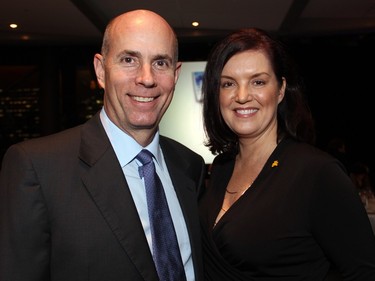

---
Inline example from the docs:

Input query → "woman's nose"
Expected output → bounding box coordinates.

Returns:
[235,86,251,103]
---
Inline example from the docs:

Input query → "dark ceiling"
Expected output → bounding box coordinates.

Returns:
[1,0,375,46]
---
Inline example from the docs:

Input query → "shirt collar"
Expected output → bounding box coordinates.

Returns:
[99,108,162,167]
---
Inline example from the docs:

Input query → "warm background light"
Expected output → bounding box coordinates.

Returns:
[160,61,214,164]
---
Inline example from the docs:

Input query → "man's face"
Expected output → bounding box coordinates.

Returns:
[94,14,181,144]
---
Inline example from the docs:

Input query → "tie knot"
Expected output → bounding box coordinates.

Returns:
[136,149,153,165]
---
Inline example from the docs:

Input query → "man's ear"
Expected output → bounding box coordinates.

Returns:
[93,54,105,89]
[174,61,182,84]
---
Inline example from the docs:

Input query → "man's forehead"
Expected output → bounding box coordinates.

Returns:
[110,32,174,56]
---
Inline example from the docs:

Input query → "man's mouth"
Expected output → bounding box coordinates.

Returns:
[132,96,155,102]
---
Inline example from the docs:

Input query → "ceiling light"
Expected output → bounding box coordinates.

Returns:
[192,21,199,27]
[10,23,18,29]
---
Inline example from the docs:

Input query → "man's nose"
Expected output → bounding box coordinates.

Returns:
[135,64,156,87]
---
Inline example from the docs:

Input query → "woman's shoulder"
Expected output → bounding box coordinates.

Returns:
[279,138,346,171]
[282,138,332,159]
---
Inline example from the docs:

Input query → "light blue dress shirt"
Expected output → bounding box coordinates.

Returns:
[99,109,194,281]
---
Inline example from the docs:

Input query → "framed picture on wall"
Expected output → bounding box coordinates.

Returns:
[192,71,204,102]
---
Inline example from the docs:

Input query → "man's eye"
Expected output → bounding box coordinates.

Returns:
[122,57,133,63]
[119,56,136,65]
[154,60,170,69]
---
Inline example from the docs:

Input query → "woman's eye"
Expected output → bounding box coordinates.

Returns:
[253,80,265,86]
[221,81,234,88]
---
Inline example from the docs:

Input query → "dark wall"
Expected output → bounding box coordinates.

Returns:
[1,32,374,173]
[286,34,375,165]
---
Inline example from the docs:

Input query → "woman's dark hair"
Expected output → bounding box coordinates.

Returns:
[202,27,315,155]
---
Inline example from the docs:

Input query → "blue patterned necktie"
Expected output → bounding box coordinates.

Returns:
[136,149,187,281]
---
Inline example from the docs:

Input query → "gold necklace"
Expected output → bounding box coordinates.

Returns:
[214,181,254,228]
[226,181,253,196]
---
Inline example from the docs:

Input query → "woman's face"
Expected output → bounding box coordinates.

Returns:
[219,50,285,140]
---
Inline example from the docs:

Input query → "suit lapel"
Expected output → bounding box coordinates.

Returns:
[160,138,203,278]
[160,139,198,227]
[78,114,159,281]
[164,155,198,229]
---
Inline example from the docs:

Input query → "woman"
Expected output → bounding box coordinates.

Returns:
[199,28,375,280]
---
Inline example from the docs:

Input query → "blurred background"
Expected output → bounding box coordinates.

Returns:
[1,0,374,174]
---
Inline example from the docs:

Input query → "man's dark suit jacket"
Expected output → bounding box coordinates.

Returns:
[0,112,206,281]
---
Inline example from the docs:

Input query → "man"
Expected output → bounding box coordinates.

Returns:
[0,10,205,281]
